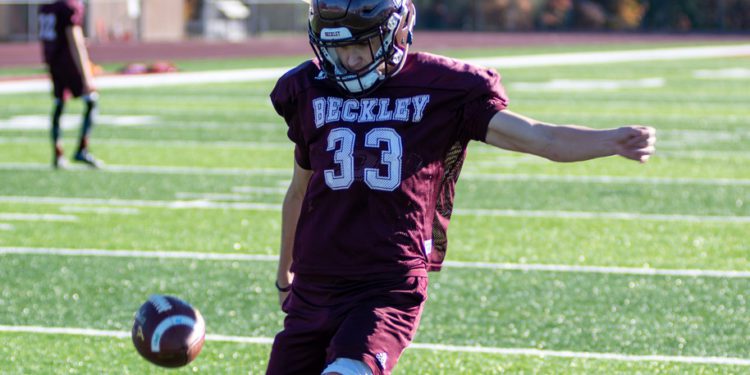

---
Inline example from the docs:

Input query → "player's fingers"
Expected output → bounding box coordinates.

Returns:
[622,127,656,148]
[619,143,656,162]
[633,146,656,163]
[626,135,656,149]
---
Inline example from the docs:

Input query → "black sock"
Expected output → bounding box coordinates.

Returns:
[78,95,97,153]
[51,99,64,146]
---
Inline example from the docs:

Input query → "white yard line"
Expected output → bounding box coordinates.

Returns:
[510,77,665,91]
[231,186,288,194]
[59,206,140,215]
[0,223,13,231]
[0,137,291,149]
[1,325,748,366]
[0,67,288,95]
[175,192,257,201]
[0,195,282,211]
[465,44,750,69]
[656,150,750,160]
[441,261,750,278]
[408,343,750,366]
[460,173,750,186]
[454,208,750,224]
[0,162,290,176]
[2,162,750,186]
[1,246,748,279]
[1,195,748,223]
[2,44,749,95]
[0,247,276,261]
[0,213,78,222]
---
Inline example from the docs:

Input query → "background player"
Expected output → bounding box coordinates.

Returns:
[268,0,656,374]
[38,0,101,169]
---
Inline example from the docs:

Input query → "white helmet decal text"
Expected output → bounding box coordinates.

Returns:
[321,27,353,41]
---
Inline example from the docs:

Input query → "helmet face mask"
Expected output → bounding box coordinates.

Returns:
[309,0,415,96]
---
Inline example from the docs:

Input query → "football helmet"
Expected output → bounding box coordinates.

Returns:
[308,0,416,96]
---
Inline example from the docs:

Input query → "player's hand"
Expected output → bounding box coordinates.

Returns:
[615,126,656,163]
[278,289,290,309]
[276,277,293,309]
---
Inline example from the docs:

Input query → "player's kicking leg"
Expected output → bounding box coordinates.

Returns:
[323,276,427,375]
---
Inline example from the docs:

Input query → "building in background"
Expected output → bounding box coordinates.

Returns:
[0,0,308,42]
[0,0,747,43]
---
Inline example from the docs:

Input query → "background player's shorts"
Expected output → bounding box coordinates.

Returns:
[49,61,84,99]
[267,275,428,375]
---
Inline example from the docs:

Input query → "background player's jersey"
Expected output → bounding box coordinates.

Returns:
[38,0,84,66]
[271,52,509,278]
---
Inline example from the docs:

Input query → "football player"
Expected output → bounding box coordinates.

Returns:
[268,0,656,374]
[38,0,101,168]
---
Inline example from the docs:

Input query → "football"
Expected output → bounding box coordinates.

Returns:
[131,294,206,368]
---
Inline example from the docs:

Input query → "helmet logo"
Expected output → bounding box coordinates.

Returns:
[321,27,353,41]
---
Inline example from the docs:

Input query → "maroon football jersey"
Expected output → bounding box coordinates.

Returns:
[38,0,84,66]
[271,52,508,278]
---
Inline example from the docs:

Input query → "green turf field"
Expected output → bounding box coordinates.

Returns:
[0,41,748,374]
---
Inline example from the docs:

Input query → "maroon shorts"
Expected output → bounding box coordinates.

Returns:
[48,61,84,99]
[266,275,428,375]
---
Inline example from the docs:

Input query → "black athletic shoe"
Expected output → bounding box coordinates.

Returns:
[73,150,103,168]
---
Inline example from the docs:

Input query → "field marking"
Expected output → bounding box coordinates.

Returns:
[0,162,290,176]
[466,44,750,69]
[0,67,288,95]
[2,162,750,186]
[454,208,750,223]
[0,247,276,261]
[1,44,749,95]
[657,150,750,160]
[175,192,268,201]
[2,246,749,279]
[1,195,748,223]
[0,223,13,231]
[693,68,750,79]
[59,206,140,215]
[1,325,749,366]
[0,115,158,130]
[460,173,750,186]
[231,186,287,194]
[441,261,750,278]
[0,137,291,150]
[511,77,664,91]
[0,195,282,211]
[0,213,78,222]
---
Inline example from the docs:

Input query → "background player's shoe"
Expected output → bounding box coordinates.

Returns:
[73,150,103,168]
[53,155,68,169]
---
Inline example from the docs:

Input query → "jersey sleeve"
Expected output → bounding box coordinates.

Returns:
[459,66,509,142]
[270,70,312,170]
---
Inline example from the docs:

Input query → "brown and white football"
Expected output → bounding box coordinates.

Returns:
[131,294,206,368]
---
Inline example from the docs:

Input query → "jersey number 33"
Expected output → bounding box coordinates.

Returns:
[325,127,403,192]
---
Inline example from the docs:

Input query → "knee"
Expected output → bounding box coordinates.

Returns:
[322,357,373,375]
[83,92,99,107]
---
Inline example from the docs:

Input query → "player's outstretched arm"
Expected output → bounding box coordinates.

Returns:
[484,110,656,163]
[276,160,312,308]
